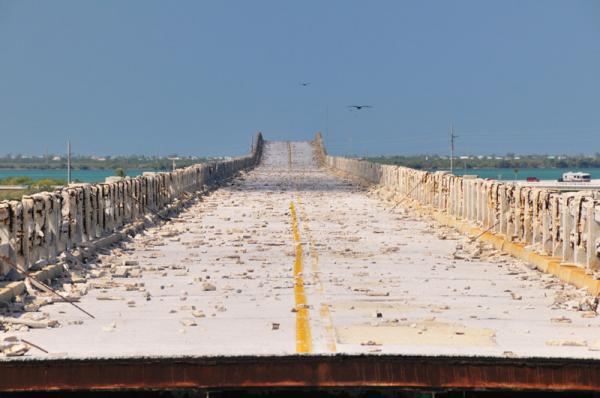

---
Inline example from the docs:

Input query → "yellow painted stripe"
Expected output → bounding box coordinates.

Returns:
[290,201,312,353]
[296,196,337,353]
[409,199,600,296]
[297,196,324,292]
[320,303,337,353]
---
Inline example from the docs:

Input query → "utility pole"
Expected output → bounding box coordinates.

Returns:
[450,123,458,175]
[167,156,177,172]
[67,140,72,185]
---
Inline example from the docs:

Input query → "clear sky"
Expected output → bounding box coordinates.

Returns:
[1,1,600,157]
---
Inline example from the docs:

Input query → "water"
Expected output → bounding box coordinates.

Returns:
[0,168,159,183]
[2,167,600,184]
[451,168,600,181]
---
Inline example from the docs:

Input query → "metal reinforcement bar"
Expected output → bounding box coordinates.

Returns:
[0,253,95,319]
[0,133,264,280]
[1,355,600,392]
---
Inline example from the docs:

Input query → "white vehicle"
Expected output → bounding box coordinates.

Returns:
[560,172,591,182]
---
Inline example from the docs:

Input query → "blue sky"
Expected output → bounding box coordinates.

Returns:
[1,1,599,156]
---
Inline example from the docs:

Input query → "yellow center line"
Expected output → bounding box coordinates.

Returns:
[296,196,337,353]
[290,201,312,353]
[319,303,337,353]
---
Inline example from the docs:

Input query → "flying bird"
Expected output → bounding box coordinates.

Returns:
[347,105,373,110]
[300,82,310,87]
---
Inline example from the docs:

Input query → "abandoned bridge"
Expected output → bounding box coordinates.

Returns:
[1,133,600,394]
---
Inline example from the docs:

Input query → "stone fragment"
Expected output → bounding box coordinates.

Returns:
[587,340,600,351]
[112,266,129,278]
[102,322,116,332]
[546,339,586,347]
[4,343,30,357]
[180,319,197,327]
[202,282,217,291]
[361,340,381,346]
[1,337,30,357]
[0,316,58,329]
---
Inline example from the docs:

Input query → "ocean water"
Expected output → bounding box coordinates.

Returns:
[451,168,600,181]
[0,168,159,183]
[1,167,600,184]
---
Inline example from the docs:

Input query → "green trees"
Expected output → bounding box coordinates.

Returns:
[367,155,600,170]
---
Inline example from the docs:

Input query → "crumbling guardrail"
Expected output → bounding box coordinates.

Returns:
[317,135,600,273]
[0,133,263,278]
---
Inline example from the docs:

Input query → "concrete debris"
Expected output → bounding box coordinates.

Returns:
[587,340,600,351]
[546,339,587,347]
[180,319,197,327]
[361,340,382,346]
[2,140,600,362]
[0,315,59,329]
[102,322,116,332]
[112,266,129,278]
[1,337,30,357]
[96,295,124,301]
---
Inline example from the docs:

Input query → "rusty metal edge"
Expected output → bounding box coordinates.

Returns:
[1,355,600,392]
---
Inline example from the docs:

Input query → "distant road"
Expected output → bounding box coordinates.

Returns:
[516,179,600,190]
[452,167,600,181]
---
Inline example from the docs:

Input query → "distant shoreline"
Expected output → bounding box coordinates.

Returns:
[0,167,124,171]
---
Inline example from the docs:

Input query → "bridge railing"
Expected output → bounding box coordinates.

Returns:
[0,133,263,277]
[325,154,600,272]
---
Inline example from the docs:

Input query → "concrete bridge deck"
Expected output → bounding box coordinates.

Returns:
[2,140,600,391]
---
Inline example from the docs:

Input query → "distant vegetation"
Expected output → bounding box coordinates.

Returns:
[365,154,600,170]
[0,176,66,186]
[0,154,218,201]
[0,176,67,201]
[0,154,211,171]
[0,154,219,201]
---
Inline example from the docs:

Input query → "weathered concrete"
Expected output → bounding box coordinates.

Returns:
[0,133,263,281]
[322,138,600,275]
[2,139,600,363]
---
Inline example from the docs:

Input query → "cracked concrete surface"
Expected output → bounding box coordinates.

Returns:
[3,140,600,359]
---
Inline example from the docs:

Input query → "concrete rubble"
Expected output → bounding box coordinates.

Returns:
[0,136,599,360]
[323,130,600,274]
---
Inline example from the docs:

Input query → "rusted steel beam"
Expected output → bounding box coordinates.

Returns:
[1,355,600,392]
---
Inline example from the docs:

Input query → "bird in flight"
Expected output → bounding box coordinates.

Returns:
[347,105,373,110]
[300,82,310,87]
